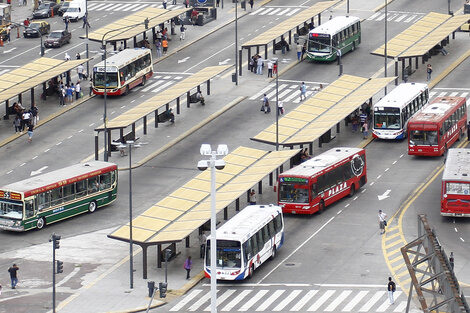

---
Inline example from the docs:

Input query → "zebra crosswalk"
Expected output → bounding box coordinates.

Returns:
[86,1,185,12]
[169,287,408,312]
[249,6,304,17]
[366,11,425,24]
[138,74,185,93]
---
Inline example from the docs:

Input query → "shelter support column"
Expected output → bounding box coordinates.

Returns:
[288,30,291,44]
[31,88,34,102]
[112,42,117,51]
[120,128,124,142]
[280,164,284,173]
[415,57,419,70]
[94,131,99,160]
[155,109,159,128]
[236,198,240,211]
[239,49,243,76]
[18,94,22,104]
[107,130,112,157]
[318,13,321,25]
[142,245,148,279]
[197,85,201,93]
[143,116,147,135]
[152,28,156,43]
[133,37,137,48]
[269,172,273,186]
[309,143,313,155]
[319,137,322,148]
[258,181,262,194]
[207,80,210,95]
[224,207,228,220]
[247,48,251,70]
[132,123,136,138]
[186,237,190,248]
[401,59,405,82]
[394,60,399,85]
[272,40,276,55]
[176,98,181,114]
[264,44,268,59]
[3,100,9,120]
[187,91,191,108]
[336,122,340,133]
[157,244,162,268]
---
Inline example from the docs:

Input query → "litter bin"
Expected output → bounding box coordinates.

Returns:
[147,281,155,297]
[232,73,237,82]
[197,13,204,26]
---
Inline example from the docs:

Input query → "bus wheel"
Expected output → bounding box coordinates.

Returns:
[349,184,356,197]
[88,201,97,213]
[141,76,146,86]
[37,217,46,230]
[318,200,325,214]
[270,246,277,260]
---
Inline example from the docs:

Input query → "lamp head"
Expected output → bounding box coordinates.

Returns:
[200,144,212,156]
[197,160,208,171]
[215,159,226,170]
[216,144,228,156]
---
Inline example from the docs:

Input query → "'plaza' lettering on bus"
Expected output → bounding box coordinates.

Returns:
[326,182,348,197]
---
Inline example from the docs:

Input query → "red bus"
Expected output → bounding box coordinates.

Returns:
[441,148,470,217]
[278,147,366,214]
[408,97,467,156]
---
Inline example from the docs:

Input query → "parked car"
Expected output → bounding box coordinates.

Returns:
[58,0,72,16]
[33,1,60,19]
[44,30,71,48]
[23,21,50,38]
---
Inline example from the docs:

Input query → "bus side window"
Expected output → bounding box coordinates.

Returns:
[38,192,50,210]
[274,214,282,233]
[88,178,99,194]
[243,241,252,262]
[100,173,111,190]
[50,187,63,207]
[63,184,75,202]
[250,235,259,255]
[256,232,264,250]
[262,225,270,244]
[25,199,34,218]
[76,180,87,197]
[268,220,276,238]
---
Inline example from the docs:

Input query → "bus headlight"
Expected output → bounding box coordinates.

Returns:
[444,194,447,198]
[303,206,310,210]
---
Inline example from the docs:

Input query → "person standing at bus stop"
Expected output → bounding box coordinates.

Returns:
[378,210,387,234]
[184,256,192,279]
[427,64,433,81]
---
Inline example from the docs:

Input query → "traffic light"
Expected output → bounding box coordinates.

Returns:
[159,282,167,298]
[144,18,149,29]
[56,260,64,274]
[52,234,61,250]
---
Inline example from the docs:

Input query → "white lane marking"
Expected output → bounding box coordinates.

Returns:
[89,123,94,127]
[221,290,251,311]
[32,156,38,160]
[385,168,389,172]
[370,182,375,186]
[188,291,212,311]
[67,135,73,139]
[78,129,83,133]
[286,8,300,16]
[376,291,402,312]
[342,290,368,312]
[56,142,62,146]
[358,291,386,312]
[394,14,407,22]
[273,290,302,311]
[238,290,268,311]
[392,160,397,165]
[404,15,417,23]
[290,290,318,311]
[256,289,285,311]
[44,149,50,152]
[377,175,382,179]
[169,289,203,311]
[307,289,335,311]
[20,163,26,167]
[7,170,13,174]
[203,289,236,311]
[325,290,352,311]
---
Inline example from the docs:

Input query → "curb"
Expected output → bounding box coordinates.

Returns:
[119,96,246,170]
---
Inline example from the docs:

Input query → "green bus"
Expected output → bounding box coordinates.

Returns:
[0,161,118,232]
[306,16,361,62]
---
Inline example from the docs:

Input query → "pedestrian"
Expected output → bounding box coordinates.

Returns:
[23,0,26,6]
[8,264,19,289]
[449,252,454,270]
[180,24,186,40]
[267,59,273,78]
[14,115,21,133]
[23,18,30,27]
[155,40,162,57]
[21,110,31,131]
[199,232,207,258]
[387,277,396,304]
[27,123,34,142]
[359,110,367,126]
[256,56,264,75]
[6,25,11,42]
[361,120,368,139]
[249,189,257,205]
[216,0,220,7]
[277,101,284,115]
[75,52,81,60]
[162,0,167,9]
[64,15,70,31]
[249,57,254,72]
[467,121,470,141]
[301,42,307,60]
[183,256,192,279]
[75,81,81,100]
[30,103,39,125]
[162,38,168,54]
[59,86,65,105]
[77,64,84,80]
[263,94,270,113]
[172,0,176,4]
[299,82,307,101]
[66,85,73,103]
[378,209,387,234]
[191,8,198,26]
[64,52,71,61]
[273,60,277,74]
[427,64,432,81]
[184,0,189,8]
[249,0,253,9]
[296,43,302,61]
[82,12,91,28]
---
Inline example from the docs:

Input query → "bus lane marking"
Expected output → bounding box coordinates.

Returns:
[377,175,382,179]
[393,160,397,165]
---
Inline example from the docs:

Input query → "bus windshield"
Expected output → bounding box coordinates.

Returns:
[206,240,242,268]
[410,130,438,145]
[374,108,401,130]
[308,34,331,53]
[93,72,118,88]
[446,182,470,195]
[0,199,23,219]
[279,181,309,203]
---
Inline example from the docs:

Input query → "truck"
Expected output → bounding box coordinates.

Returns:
[63,0,86,22]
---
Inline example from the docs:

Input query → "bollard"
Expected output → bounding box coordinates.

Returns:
[51,8,54,17]
[16,27,19,38]
[147,281,155,297]
[0,36,3,47]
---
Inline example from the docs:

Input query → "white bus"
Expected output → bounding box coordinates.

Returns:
[92,48,153,96]
[204,204,284,280]
[306,16,361,62]
[372,83,429,140]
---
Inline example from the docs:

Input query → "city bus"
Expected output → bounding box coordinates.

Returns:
[306,16,361,62]
[408,97,467,156]
[92,48,153,96]
[278,147,366,214]
[204,204,284,280]
[372,83,429,140]
[441,148,470,217]
[0,161,118,231]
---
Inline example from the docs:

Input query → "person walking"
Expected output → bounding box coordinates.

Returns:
[426,64,433,81]
[82,12,91,28]
[467,121,470,141]
[30,103,39,126]
[184,0,189,8]
[387,277,396,304]
[199,232,207,258]
[296,43,302,61]
[362,120,369,139]
[162,38,168,54]
[76,52,81,60]
[180,24,186,40]
[183,256,192,279]
[75,81,82,100]
[21,110,31,132]
[77,64,84,80]
[277,101,284,115]
[14,116,21,133]
[64,15,70,31]
[172,0,176,4]
[59,86,66,106]
[249,0,253,9]
[64,52,71,61]
[216,0,220,7]
[249,189,257,205]
[155,40,162,57]
[6,25,11,42]
[378,210,387,234]
[8,264,19,289]
[267,59,273,78]
[162,0,167,9]
[262,94,270,113]
[299,82,307,101]
[27,123,34,142]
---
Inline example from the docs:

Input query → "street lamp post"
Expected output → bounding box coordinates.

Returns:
[273,58,279,151]
[85,0,90,77]
[234,0,238,85]
[197,144,229,313]
[384,0,388,94]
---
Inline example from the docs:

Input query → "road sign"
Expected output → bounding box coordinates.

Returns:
[197,0,207,3]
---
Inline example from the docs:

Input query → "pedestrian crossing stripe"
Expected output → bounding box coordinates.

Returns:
[366,11,425,23]
[86,2,185,11]
[169,288,407,312]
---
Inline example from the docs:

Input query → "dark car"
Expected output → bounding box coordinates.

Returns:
[33,1,60,19]
[58,0,71,16]
[44,30,71,48]
[23,21,50,38]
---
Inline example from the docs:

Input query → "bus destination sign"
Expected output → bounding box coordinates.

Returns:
[280,177,308,183]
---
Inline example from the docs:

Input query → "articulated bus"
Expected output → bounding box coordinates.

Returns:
[306,16,361,62]
[92,48,153,96]
[408,97,467,156]
[204,204,284,280]
[441,149,470,217]
[0,161,118,231]
[372,83,429,140]
[278,147,366,214]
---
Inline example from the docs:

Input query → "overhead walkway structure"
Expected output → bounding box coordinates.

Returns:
[0,57,87,120]
[93,65,231,159]
[108,146,300,278]
[240,0,340,72]
[371,12,469,83]
[83,7,192,49]
[251,75,396,150]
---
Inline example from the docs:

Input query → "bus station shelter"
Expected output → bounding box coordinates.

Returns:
[108,146,300,278]
[84,7,192,49]
[0,57,87,120]
[251,75,396,151]
[93,65,231,159]
[240,0,340,72]
[371,12,469,83]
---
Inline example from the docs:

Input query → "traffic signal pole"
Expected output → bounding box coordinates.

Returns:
[50,233,62,313]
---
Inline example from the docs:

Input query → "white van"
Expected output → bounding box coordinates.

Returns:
[63,0,86,22]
